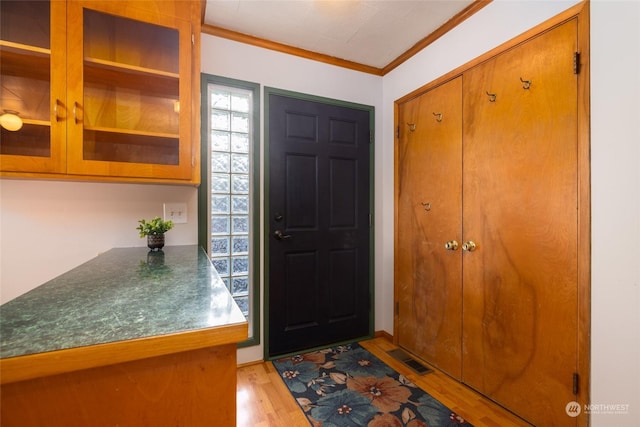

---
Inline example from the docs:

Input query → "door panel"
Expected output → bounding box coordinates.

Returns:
[462,20,578,426]
[330,158,357,226]
[268,92,372,357]
[284,251,319,330]
[396,77,463,379]
[285,154,317,229]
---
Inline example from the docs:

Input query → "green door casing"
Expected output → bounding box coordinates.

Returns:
[266,89,374,357]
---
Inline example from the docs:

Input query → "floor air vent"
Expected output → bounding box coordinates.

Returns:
[387,349,433,375]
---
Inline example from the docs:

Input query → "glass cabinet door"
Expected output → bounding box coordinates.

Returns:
[67,2,193,180]
[0,0,66,173]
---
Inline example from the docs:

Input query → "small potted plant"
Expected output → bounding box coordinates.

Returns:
[137,216,174,250]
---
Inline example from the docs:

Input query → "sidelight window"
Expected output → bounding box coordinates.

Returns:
[200,74,260,347]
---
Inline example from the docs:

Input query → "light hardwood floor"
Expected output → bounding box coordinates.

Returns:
[237,337,532,426]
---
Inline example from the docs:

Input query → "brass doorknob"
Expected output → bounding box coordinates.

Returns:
[444,240,459,251]
[462,241,477,252]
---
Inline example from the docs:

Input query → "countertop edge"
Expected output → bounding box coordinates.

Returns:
[0,320,248,385]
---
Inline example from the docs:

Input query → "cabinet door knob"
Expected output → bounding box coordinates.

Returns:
[444,240,459,251]
[54,99,65,122]
[73,102,81,124]
[462,241,477,252]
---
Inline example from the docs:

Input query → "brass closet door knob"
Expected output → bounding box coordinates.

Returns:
[445,240,459,251]
[462,241,477,251]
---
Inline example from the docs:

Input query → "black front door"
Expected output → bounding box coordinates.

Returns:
[267,89,373,357]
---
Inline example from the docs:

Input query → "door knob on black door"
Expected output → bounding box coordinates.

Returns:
[273,230,292,240]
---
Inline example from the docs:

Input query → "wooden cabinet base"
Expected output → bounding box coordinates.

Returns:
[1,344,237,427]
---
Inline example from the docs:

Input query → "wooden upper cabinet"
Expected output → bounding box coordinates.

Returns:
[66,1,194,181]
[0,0,200,184]
[0,0,66,174]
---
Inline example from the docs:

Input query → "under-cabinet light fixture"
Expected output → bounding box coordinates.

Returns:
[0,110,23,131]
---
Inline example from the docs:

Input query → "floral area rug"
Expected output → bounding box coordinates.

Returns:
[272,342,473,427]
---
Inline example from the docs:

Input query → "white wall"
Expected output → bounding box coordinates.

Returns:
[0,180,198,303]
[200,36,384,364]
[589,1,640,425]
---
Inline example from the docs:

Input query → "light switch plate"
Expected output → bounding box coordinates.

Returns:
[164,203,187,224]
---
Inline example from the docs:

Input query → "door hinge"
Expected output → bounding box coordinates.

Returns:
[573,52,580,75]
[396,125,400,139]
[573,372,579,395]
[395,302,399,316]
[369,132,373,144]
[192,33,195,45]
[369,213,372,227]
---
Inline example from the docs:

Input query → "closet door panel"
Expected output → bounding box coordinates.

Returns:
[396,77,463,378]
[462,20,578,426]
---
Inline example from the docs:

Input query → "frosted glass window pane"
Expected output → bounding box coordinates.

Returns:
[231,153,249,173]
[211,110,230,131]
[211,237,229,256]
[212,174,230,193]
[231,112,249,133]
[234,296,249,316]
[231,195,249,214]
[232,237,249,254]
[208,83,255,324]
[211,258,229,276]
[232,216,249,234]
[212,130,230,151]
[232,256,249,275]
[211,216,229,234]
[232,277,249,294]
[231,133,249,153]
[212,195,230,214]
[211,91,230,109]
[212,152,230,172]
[231,94,249,113]
[232,174,249,193]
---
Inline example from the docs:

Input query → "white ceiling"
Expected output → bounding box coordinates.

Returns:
[203,0,475,69]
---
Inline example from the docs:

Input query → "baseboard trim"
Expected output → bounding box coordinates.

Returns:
[374,330,393,342]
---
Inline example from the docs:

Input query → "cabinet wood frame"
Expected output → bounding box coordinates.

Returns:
[0,0,201,185]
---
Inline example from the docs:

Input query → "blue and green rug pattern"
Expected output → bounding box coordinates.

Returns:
[272,343,473,427]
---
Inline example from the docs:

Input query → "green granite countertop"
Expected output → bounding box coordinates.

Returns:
[0,245,246,359]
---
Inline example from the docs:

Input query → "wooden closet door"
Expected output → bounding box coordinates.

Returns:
[462,20,578,426]
[396,77,463,378]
